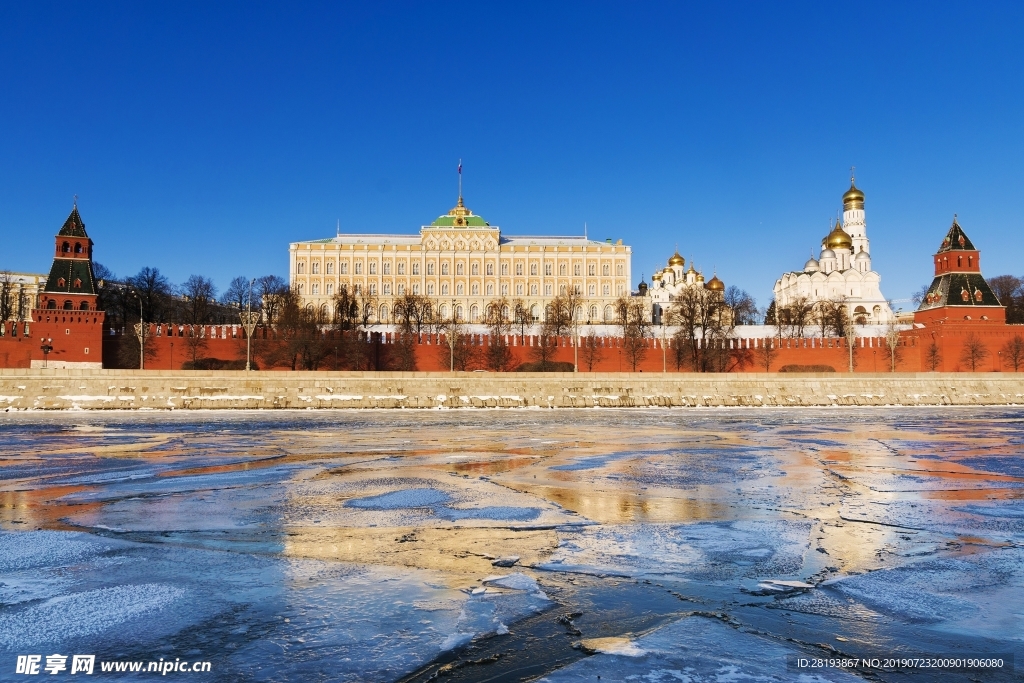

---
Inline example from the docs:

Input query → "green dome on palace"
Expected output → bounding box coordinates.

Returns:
[430,196,490,227]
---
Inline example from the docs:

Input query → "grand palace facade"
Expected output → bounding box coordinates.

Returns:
[289,196,633,324]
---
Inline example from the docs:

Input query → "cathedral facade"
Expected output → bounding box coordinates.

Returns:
[773,177,894,325]
[644,252,725,324]
[290,196,633,324]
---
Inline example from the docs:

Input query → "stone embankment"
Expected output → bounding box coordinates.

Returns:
[1,369,1023,410]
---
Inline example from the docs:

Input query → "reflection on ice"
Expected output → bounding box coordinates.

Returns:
[2,408,1024,681]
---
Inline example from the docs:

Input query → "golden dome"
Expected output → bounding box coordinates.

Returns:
[668,252,684,267]
[705,274,724,291]
[695,272,705,283]
[826,223,853,250]
[842,181,864,208]
[651,271,662,280]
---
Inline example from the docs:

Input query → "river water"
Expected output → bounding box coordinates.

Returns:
[1,408,1022,681]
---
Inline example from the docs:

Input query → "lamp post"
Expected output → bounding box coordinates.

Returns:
[40,337,53,368]
[449,298,457,372]
[131,290,145,370]
[240,278,258,372]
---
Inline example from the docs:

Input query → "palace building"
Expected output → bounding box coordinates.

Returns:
[773,176,894,325]
[290,195,633,324]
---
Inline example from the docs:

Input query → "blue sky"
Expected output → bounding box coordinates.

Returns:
[2,2,1022,312]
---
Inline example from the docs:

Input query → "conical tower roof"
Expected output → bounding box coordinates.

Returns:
[58,206,89,238]
[936,215,976,252]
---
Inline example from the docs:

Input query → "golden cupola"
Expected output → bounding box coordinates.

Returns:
[842,179,865,210]
[668,252,685,267]
[826,222,853,250]
[705,273,725,291]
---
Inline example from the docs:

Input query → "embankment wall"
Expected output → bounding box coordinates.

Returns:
[1,369,1023,410]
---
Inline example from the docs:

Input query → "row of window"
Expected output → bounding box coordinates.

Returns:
[309,301,620,324]
[297,260,625,277]
[298,281,626,298]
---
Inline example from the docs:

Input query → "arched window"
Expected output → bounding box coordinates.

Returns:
[340,262,348,274]
[545,263,552,276]
[441,283,449,295]
[470,305,479,321]
[412,262,419,275]
[427,262,434,275]
[47,299,57,309]
[530,304,539,320]
[602,264,610,276]
[486,263,493,275]
[74,243,83,254]
[588,284,596,296]
[471,262,478,275]
[456,283,464,295]
[545,284,552,296]
[311,283,319,295]
[616,264,624,276]
[604,305,613,321]
[62,242,70,253]
[588,264,596,276]
[383,261,390,275]
[486,284,493,296]
[455,305,463,320]
[515,262,523,275]
[530,284,538,295]
[471,283,479,295]
[312,262,319,274]
[326,262,333,274]
[501,284,509,296]
[603,284,610,296]
[441,262,449,275]
[516,284,523,296]
[397,262,405,275]
[456,262,464,275]
[397,284,405,295]
[383,283,391,295]
[439,304,448,319]
[326,283,333,296]
[63,300,73,310]
[355,262,362,274]
[501,263,508,276]
[574,264,581,276]
[297,283,304,295]
[559,264,567,275]
[297,262,305,274]
[369,283,377,295]
[590,305,597,319]
[379,305,389,322]
[427,283,435,295]
[80,301,90,311]
[530,263,538,275]
[369,262,377,275]
[501,305,510,319]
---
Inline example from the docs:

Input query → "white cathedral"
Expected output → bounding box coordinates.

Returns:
[773,176,894,325]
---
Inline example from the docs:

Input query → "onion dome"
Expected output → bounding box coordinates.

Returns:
[651,270,662,281]
[668,252,685,267]
[705,274,725,291]
[638,276,648,296]
[826,223,853,250]
[804,256,820,272]
[695,272,705,283]
[820,248,836,259]
[842,179,864,209]
[855,250,870,261]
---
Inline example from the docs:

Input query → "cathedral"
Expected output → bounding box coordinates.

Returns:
[773,176,894,325]
[643,252,724,324]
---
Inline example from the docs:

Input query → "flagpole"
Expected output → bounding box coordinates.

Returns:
[458,159,462,199]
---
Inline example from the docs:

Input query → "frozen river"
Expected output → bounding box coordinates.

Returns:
[1,408,1022,681]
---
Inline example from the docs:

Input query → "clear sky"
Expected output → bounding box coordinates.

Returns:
[2,2,1022,312]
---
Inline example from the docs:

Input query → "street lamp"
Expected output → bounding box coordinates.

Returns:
[40,337,53,368]
[130,290,145,370]
[240,278,258,372]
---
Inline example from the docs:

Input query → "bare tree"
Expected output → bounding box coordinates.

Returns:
[512,298,531,343]
[1001,335,1024,372]
[778,296,815,338]
[884,321,902,372]
[723,286,757,325]
[988,275,1024,324]
[178,275,218,366]
[581,327,604,371]
[925,340,942,371]
[484,298,514,372]
[256,275,288,325]
[755,337,778,372]
[960,333,989,371]
[0,272,13,322]
[669,285,729,372]
[221,276,250,312]
[615,296,650,371]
